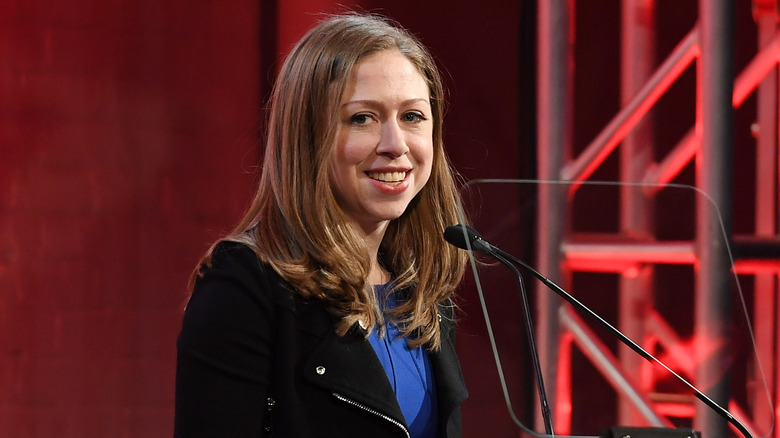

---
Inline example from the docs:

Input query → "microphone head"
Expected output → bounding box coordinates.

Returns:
[443,224,483,250]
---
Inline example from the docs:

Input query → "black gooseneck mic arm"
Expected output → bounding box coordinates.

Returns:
[473,239,555,435]
[444,224,753,438]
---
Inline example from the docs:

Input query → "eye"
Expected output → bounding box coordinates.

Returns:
[401,111,426,123]
[350,113,372,125]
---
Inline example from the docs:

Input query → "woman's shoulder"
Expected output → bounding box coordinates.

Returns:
[209,239,261,264]
[193,239,291,308]
[178,240,287,370]
[204,239,274,279]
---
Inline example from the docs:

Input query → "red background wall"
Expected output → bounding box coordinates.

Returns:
[0,0,759,436]
[1,1,262,435]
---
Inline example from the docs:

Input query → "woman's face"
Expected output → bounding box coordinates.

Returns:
[329,50,434,235]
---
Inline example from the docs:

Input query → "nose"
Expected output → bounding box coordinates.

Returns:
[376,118,409,157]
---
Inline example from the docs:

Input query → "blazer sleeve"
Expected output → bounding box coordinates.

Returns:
[174,241,277,437]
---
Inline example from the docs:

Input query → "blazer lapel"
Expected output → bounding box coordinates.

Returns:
[302,325,407,427]
[429,316,469,421]
[292,295,467,432]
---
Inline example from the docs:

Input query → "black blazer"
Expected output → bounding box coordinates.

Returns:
[175,241,468,437]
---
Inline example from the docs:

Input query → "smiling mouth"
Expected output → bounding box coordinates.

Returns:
[367,171,408,183]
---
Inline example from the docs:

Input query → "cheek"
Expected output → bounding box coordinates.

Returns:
[331,133,356,176]
[335,132,375,167]
[328,136,346,192]
[419,161,433,189]
[412,150,434,198]
[418,140,435,180]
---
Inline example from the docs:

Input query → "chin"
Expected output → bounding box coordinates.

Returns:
[372,206,411,222]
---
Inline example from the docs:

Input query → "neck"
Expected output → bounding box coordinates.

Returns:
[370,263,391,285]
[353,220,391,285]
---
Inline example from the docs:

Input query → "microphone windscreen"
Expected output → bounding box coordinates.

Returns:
[443,224,482,250]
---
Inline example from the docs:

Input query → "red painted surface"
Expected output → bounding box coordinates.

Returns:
[1,1,260,436]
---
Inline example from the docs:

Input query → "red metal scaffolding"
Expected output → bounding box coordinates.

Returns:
[536,0,780,436]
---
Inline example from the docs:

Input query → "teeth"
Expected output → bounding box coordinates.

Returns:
[368,171,407,182]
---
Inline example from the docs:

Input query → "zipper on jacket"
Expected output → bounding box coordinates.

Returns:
[263,397,275,436]
[333,392,410,438]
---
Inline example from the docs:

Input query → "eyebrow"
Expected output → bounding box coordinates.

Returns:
[341,98,431,108]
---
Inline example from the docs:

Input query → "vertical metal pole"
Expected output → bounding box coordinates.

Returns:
[537,0,573,431]
[752,2,780,435]
[619,0,656,426]
[696,0,734,435]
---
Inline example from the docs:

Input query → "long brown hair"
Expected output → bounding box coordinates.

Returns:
[194,13,467,350]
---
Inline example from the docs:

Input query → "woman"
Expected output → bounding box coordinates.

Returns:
[175,13,468,437]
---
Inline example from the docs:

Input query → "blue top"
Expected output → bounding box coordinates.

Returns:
[367,283,438,438]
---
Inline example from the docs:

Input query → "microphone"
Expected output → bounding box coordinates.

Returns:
[443,224,490,252]
[444,224,566,296]
[444,225,487,252]
[444,224,752,438]
[445,224,554,435]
